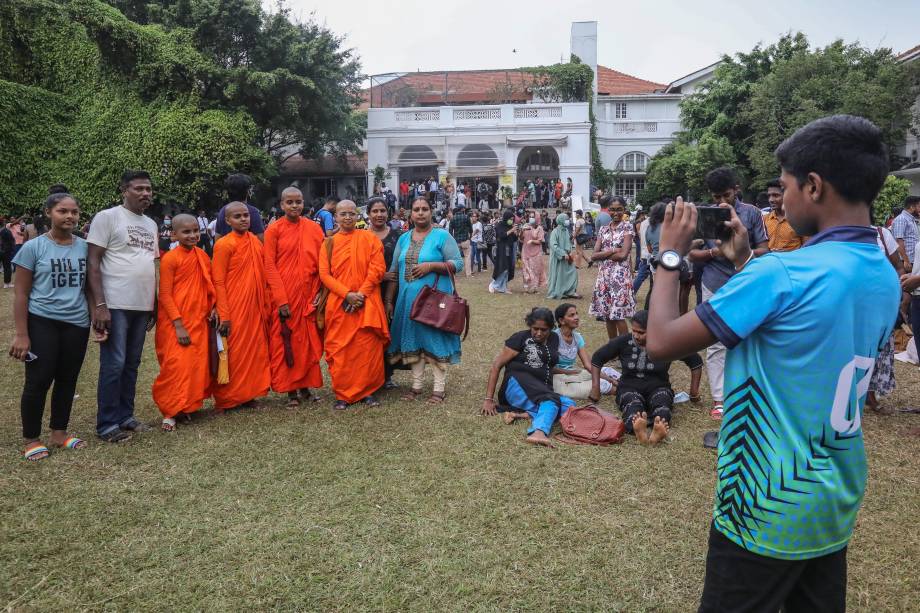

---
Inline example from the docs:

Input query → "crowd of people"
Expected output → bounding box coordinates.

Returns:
[6,113,919,610]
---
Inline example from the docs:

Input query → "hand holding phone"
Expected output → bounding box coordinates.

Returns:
[695,206,733,241]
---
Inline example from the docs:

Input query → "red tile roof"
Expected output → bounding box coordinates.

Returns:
[596,65,666,95]
[362,65,666,108]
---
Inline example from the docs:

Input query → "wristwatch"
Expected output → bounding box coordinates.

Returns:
[658,250,683,271]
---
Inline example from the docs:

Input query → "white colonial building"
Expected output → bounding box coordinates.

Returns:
[360,21,716,205]
[280,21,717,206]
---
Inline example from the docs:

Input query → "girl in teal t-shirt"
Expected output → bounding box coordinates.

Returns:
[10,193,92,461]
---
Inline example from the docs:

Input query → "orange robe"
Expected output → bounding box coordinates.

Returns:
[264,217,325,393]
[318,230,390,402]
[211,231,271,409]
[152,246,216,419]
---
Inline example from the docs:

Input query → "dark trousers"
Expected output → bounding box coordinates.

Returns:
[617,382,673,434]
[633,258,651,294]
[482,244,495,269]
[699,524,846,613]
[1,251,11,284]
[910,295,920,350]
[96,308,149,435]
[20,314,90,439]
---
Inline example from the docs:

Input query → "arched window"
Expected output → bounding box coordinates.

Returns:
[456,144,499,167]
[398,145,437,164]
[517,147,559,173]
[615,151,650,173]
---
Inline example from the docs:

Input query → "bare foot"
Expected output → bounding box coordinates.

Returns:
[649,416,670,445]
[632,412,650,445]
[525,430,555,448]
[502,411,528,425]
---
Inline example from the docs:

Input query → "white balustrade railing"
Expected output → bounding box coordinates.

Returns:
[394,110,440,122]
[513,106,563,119]
[614,122,658,133]
[453,108,501,121]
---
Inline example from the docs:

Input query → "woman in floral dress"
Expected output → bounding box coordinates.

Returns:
[589,196,635,339]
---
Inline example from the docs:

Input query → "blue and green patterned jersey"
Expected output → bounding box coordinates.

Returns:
[696,226,900,560]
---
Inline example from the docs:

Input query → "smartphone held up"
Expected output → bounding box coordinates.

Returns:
[695,206,733,241]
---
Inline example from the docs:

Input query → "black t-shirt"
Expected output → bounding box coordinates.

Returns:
[504,330,559,387]
[590,334,703,389]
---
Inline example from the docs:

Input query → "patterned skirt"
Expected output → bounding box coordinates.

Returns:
[869,335,896,396]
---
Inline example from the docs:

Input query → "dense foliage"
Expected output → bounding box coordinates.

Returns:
[0,0,362,214]
[639,33,920,204]
[874,175,913,225]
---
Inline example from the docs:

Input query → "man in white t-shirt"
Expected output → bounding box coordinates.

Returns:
[87,170,159,442]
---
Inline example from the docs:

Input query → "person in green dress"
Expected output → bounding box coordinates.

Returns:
[547,213,581,299]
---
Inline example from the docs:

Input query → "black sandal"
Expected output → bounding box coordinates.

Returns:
[99,429,132,443]
[333,400,349,411]
[363,395,381,407]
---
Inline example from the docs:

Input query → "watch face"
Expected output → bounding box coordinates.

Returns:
[661,251,681,269]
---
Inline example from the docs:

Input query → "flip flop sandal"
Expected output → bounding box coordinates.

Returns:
[286,397,301,408]
[402,388,423,401]
[161,419,177,432]
[709,404,724,420]
[53,436,86,449]
[333,400,349,411]
[24,443,50,461]
[363,395,381,407]
[703,431,719,449]
[427,392,446,404]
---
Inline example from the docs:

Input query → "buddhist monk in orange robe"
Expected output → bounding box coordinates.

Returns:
[264,187,325,406]
[318,200,390,409]
[212,202,271,410]
[152,215,216,430]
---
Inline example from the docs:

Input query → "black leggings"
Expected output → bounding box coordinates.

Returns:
[617,384,674,434]
[1,251,11,284]
[20,314,90,439]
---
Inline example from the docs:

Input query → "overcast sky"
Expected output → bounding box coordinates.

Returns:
[283,0,920,85]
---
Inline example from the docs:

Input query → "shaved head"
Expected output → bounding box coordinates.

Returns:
[171,213,197,230]
[224,201,247,220]
[336,199,356,213]
[281,186,302,198]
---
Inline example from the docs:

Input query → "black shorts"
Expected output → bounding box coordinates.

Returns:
[699,524,846,613]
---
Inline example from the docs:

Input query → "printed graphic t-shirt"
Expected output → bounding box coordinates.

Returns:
[695,226,900,560]
[12,235,89,327]
[87,205,158,311]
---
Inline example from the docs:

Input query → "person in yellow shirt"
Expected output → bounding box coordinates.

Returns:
[763,179,807,251]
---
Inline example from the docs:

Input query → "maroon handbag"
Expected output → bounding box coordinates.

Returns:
[554,404,625,445]
[409,268,470,340]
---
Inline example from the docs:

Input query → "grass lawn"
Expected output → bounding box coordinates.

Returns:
[1,263,919,611]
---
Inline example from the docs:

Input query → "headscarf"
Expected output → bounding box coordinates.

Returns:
[496,208,515,241]
[551,213,572,252]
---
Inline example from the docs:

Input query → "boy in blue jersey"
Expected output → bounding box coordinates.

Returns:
[646,115,900,612]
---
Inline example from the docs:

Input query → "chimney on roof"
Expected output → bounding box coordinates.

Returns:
[570,21,598,104]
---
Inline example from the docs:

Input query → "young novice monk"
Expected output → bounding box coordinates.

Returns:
[152,214,216,431]
[263,187,325,406]
[211,202,271,410]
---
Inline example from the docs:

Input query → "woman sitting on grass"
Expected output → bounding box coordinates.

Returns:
[551,303,619,400]
[588,310,702,446]
[482,307,576,447]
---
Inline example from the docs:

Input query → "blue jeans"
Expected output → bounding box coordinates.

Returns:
[504,376,574,435]
[491,270,509,292]
[97,308,150,435]
[470,242,481,272]
[633,258,651,293]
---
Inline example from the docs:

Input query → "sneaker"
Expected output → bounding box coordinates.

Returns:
[120,419,152,433]
[488,283,496,294]
[709,403,724,420]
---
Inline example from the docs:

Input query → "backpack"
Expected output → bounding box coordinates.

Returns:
[554,404,625,446]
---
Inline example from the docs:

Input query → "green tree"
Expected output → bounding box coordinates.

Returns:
[646,33,920,199]
[103,0,365,163]
[638,133,735,204]
[0,0,273,214]
[873,175,912,226]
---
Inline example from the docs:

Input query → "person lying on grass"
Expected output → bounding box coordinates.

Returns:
[551,302,619,399]
[482,307,577,447]
[587,309,701,446]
